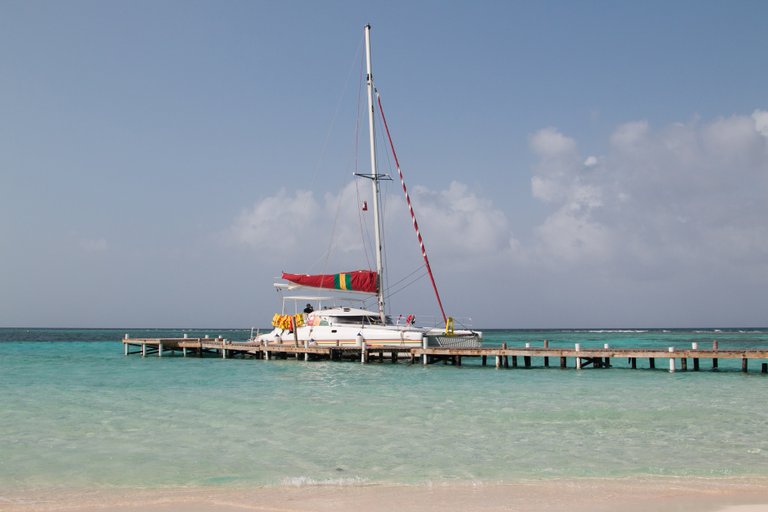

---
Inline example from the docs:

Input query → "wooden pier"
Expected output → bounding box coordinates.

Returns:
[122,336,768,373]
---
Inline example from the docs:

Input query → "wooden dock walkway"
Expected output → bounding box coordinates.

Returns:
[122,336,768,373]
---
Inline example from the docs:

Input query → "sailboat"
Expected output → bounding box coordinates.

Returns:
[254,25,481,349]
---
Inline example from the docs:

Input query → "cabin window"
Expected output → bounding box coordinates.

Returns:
[329,315,384,326]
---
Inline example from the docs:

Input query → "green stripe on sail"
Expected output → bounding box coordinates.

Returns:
[333,273,352,290]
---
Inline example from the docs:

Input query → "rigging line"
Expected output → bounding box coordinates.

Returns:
[371,87,394,307]
[386,266,428,296]
[387,263,427,290]
[376,91,448,324]
[307,36,365,197]
[320,176,350,280]
[354,41,365,179]
[354,57,374,271]
[300,37,365,278]
[385,268,429,302]
[354,178,373,270]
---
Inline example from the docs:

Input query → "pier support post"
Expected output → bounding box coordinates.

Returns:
[668,347,675,373]
[158,342,163,357]
[524,356,531,368]
[630,357,637,369]
[762,363,767,374]
[543,340,550,367]
[361,341,367,364]
[742,358,748,373]
[681,358,687,371]
[495,355,501,368]
[502,343,509,368]
[422,335,428,365]
[603,343,610,368]
[142,343,146,357]
[575,343,581,370]
[482,355,487,366]
[512,356,518,368]
[560,356,566,369]
[712,340,719,370]
[692,342,699,371]
[222,340,227,359]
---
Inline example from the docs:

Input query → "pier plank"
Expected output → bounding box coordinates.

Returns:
[122,338,768,373]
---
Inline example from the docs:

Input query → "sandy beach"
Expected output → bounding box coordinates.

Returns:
[3,478,768,512]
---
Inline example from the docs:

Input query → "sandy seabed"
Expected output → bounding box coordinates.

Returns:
[2,478,768,512]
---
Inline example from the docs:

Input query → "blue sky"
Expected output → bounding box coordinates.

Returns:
[1,1,767,328]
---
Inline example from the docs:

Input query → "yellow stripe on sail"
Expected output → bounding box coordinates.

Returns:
[338,273,348,290]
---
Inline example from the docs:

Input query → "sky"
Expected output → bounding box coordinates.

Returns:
[1,0,767,329]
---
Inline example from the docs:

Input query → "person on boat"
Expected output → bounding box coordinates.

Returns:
[303,303,314,314]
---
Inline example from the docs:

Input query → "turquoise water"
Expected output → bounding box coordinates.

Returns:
[2,328,768,491]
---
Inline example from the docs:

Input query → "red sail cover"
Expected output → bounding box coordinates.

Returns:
[282,270,378,294]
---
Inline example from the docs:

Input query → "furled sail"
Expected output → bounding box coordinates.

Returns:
[281,270,378,294]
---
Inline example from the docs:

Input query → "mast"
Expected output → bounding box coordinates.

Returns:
[364,24,386,324]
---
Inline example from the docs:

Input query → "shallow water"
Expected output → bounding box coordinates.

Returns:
[1,328,767,491]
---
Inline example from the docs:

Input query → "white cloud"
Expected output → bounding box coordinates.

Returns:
[702,114,761,156]
[408,181,517,258]
[528,111,768,280]
[753,110,768,137]
[610,120,649,151]
[227,183,380,270]
[232,110,768,280]
[529,127,583,204]
[529,127,577,157]
[229,180,519,274]
[229,188,319,251]
[226,109,768,327]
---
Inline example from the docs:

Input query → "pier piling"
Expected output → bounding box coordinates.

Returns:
[121,337,768,375]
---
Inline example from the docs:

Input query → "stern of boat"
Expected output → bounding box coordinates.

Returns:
[425,330,482,348]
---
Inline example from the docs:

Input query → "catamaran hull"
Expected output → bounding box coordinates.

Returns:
[256,325,481,348]
[256,325,426,347]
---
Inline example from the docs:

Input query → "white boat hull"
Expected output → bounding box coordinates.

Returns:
[257,324,426,347]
